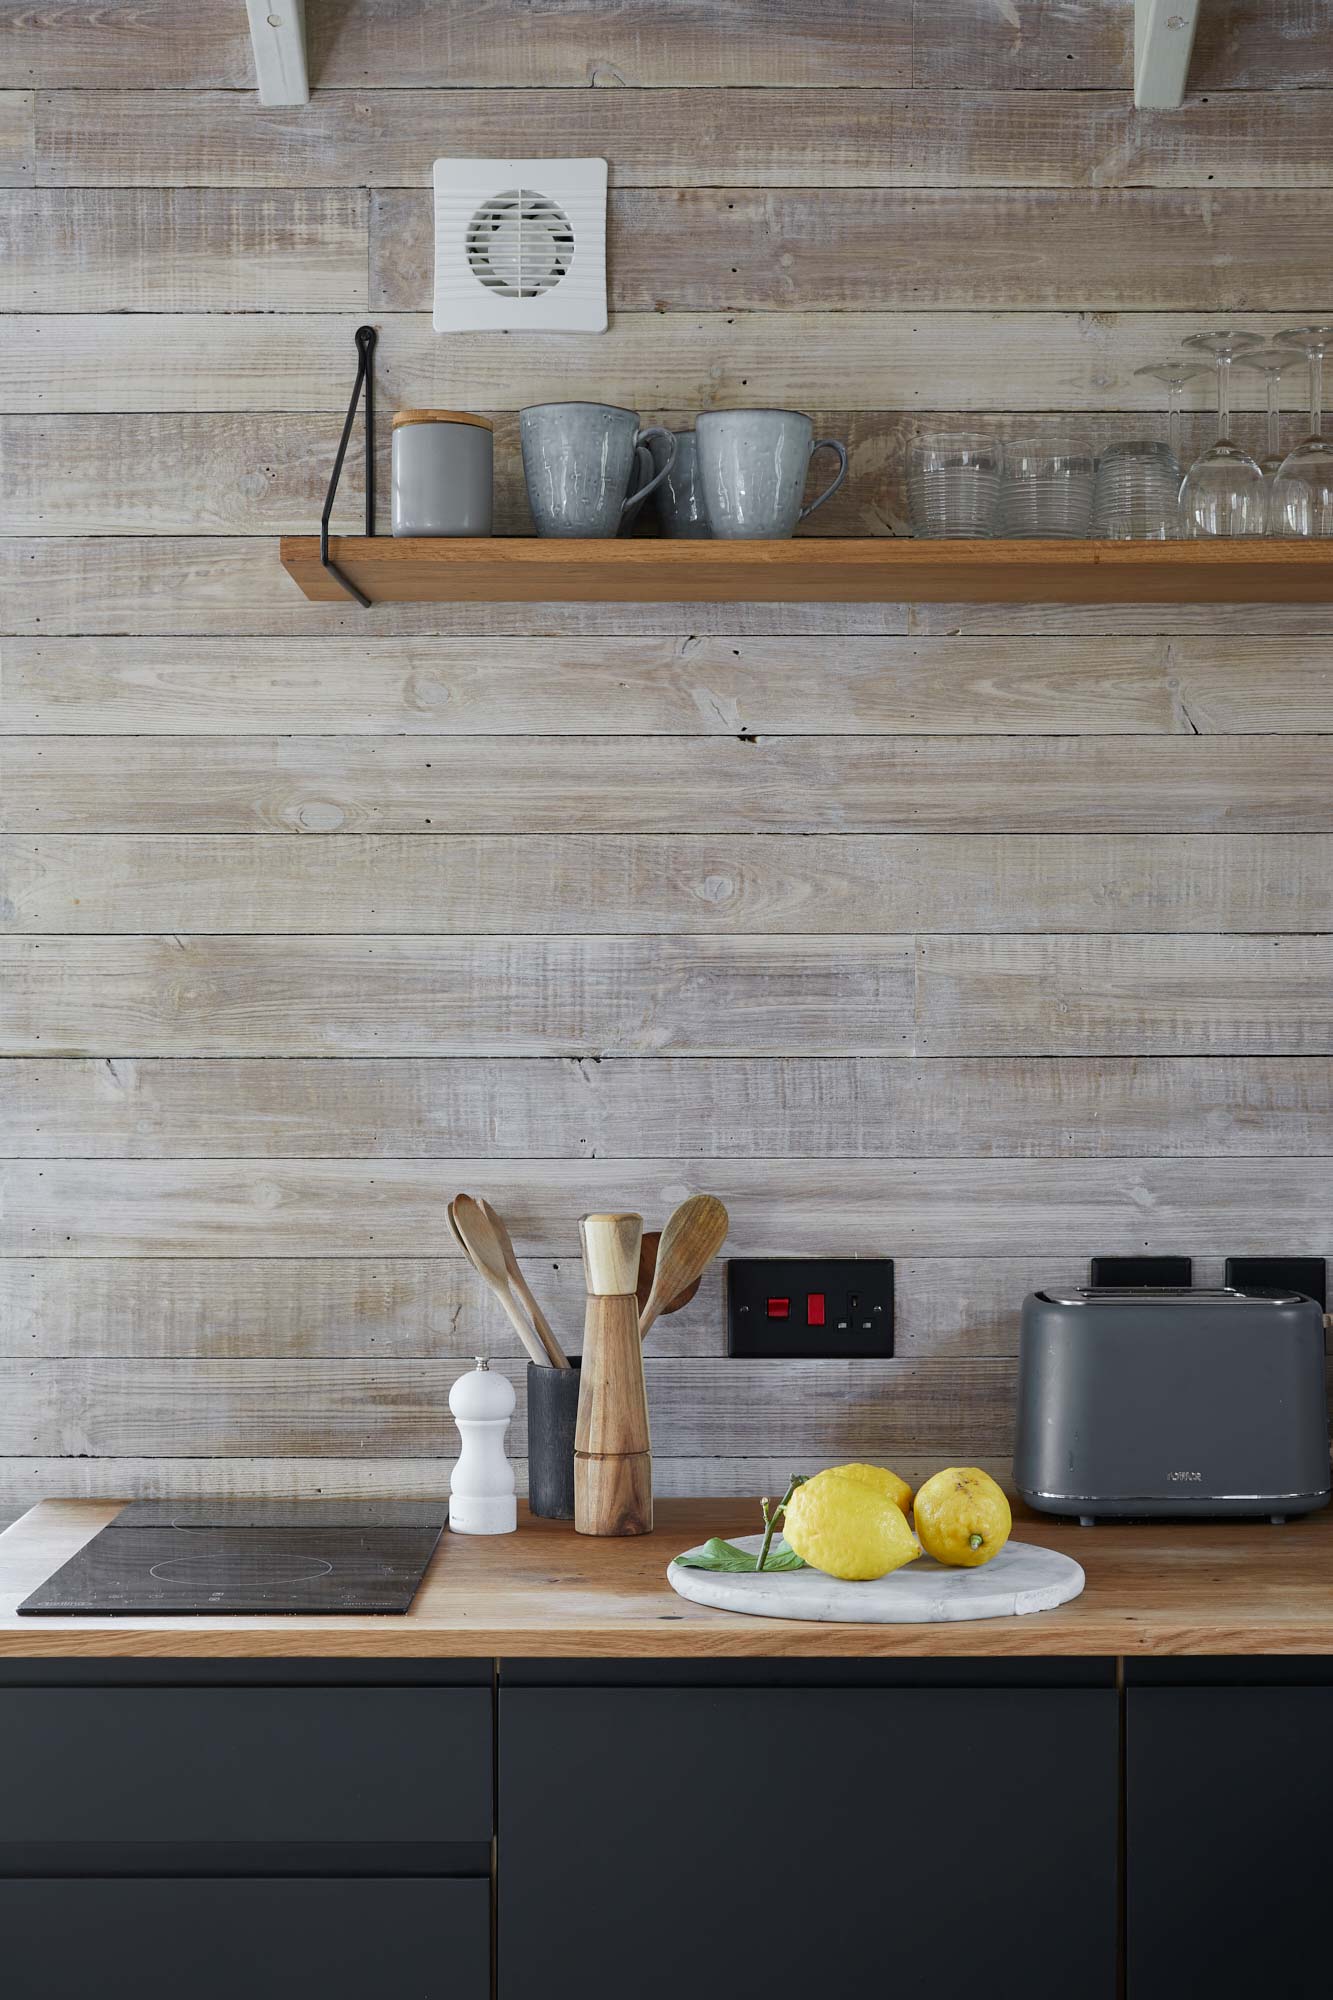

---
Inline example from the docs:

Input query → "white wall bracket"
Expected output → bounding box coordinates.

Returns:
[246,0,309,106]
[1134,0,1201,109]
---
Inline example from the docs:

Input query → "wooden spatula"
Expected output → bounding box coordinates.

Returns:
[638,1196,729,1341]
[636,1231,704,1323]
[478,1196,570,1370]
[449,1193,569,1369]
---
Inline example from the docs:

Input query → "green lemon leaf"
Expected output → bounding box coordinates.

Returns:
[674,1536,807,1573]
[760,1539,807,1571]
[673,1537,754,1571]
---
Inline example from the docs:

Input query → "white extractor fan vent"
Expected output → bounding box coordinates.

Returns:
[434,157,607,334]
[467,189,573,300]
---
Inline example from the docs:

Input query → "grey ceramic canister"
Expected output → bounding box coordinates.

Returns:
[520,401,676,537]
[391,409,494,536]
[696,408,848,539]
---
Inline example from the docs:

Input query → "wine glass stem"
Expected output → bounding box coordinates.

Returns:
[1215,353,1232,443]
[1267,376,1281,460]
[1168,385,1183,464]
[1310,348,1324,438]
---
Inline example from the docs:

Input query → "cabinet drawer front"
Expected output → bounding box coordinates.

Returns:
[0,1879,488,2000]
[0,1689,491,1844]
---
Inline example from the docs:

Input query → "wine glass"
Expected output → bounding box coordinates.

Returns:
[1133,359,1209,474]
[1237,346,1303,486]
[1178,330,1267,538]
[1270,325,1333,537]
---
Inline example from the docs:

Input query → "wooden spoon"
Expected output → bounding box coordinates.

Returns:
[638,1196,729,1341]
[449,1194,568,1369]
[636,1231,704,1322]
[478,1196,570,1370]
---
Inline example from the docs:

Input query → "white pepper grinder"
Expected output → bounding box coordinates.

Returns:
[448,1357,517,1535]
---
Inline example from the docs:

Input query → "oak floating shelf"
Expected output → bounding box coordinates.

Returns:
[280,536,1333,607]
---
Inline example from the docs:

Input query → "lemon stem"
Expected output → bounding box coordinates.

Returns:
[755,1474,806,1572]
[969,1533,984,1550]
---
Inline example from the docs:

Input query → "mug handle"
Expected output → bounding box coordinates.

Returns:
[620,426,677,515]
[798,438,849,522]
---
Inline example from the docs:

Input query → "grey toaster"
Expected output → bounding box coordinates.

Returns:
[1014,1287,1330,1524]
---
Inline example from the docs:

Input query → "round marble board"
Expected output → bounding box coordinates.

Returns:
[667,1534,1085,1624]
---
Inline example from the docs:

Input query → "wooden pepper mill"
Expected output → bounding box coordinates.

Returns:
[575,1212,653,1537]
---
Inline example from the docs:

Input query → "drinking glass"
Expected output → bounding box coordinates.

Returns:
[1178,330,1267,538]
[997,442,1095,537]
[907,432,1000,538]
[1091,441,1182,540]
[1237,345,1303,484]
[1270,326,1333,537]
[1133,360,1208,473]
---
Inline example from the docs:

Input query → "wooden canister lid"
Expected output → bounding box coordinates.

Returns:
[392,408,494,431]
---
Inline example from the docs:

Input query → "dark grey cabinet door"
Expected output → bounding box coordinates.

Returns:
[0,1879,488,2000]
[501,1687,1117,2000]
[1128,1688,1333,1998]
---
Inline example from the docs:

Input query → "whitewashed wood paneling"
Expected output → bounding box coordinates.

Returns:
[8,735,1333,834]
[0,189,367,309]
[6,635,1332,736]
[6,1057,1329,1159]
[370,186,1333,312]
[8,933,1333,1059]
[29,88,1333,189]
[3,0,1332,1507]
[918,0,1332,91]
[5,313,1318,415]
[3,1253,1246,1361]
[0,1354,1016,1458]
[10,833,1333,934]
[4,1158,1326,1260]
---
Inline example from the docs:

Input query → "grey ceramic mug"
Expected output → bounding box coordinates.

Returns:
[620,442,658,531]
[520,402,677,537]
[696,408,848,539]
[648,429,711,538]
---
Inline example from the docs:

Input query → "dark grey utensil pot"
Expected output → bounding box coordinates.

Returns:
[527,1358,581,1519]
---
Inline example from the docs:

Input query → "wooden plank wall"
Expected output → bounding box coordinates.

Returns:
[3,0,1333,1523]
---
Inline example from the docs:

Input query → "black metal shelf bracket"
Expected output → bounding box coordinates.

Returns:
[320,323,377,608]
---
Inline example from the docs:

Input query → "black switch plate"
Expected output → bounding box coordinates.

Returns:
[1089,1254,1193,1288]
[1225,1255,1327,1309]
[726,1258,893,1359]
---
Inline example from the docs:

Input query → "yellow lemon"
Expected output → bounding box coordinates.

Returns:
[826,1461,915,1520]
[782,1469,921,1582]
[913,1467,1012,1568]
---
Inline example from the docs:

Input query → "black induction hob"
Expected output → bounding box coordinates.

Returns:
[17,1501,448,1616]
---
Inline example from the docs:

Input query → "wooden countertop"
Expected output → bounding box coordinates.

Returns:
[2,1498,1331,1658]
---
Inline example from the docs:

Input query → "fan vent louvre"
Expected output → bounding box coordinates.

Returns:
[465,189,575,300]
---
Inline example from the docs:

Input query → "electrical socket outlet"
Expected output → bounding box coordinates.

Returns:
[1089,1255,1193,1287]
[726,1258,893,1359]
[1225,1256,1327,1309]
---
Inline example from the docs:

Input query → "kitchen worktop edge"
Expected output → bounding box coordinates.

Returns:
[1,1499,1329,1659]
